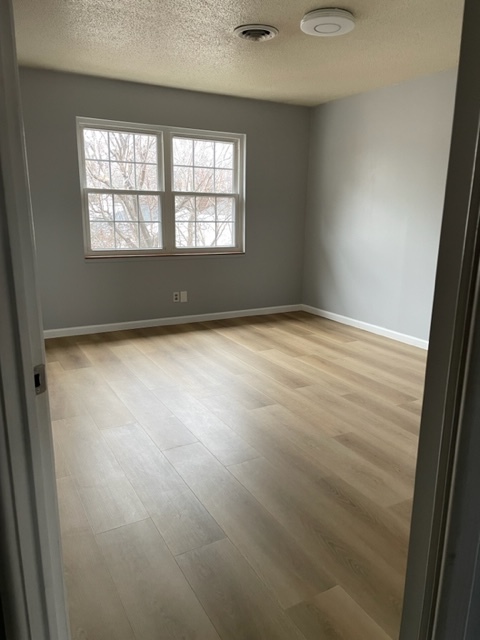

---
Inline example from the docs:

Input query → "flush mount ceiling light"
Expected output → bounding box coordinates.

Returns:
[301,8,355,37]
[234,24,279,42]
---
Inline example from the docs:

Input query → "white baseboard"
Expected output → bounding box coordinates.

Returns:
[43,304,302,339]
[300,305,429,350]
[43,303,429,350]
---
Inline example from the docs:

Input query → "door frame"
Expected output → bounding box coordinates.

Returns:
[400,0,480,637]
[0,0,69,638]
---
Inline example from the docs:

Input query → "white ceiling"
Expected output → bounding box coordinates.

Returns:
[13,0,464,106]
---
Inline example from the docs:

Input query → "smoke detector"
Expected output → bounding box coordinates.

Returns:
[301,8,355,37]
[234,24,279,42]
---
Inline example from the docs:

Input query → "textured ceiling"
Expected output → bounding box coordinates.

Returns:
[13,0,464,106]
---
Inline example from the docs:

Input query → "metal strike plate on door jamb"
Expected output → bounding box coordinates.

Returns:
[34,363,46,395]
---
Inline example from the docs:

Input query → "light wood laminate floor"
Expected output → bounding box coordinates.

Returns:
[46,311,425,640]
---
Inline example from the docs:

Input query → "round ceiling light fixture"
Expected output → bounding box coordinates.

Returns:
[300,8,355,37]
[234,24,279,42]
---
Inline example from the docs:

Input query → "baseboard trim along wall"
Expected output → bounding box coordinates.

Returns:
[43,303,429,349]
[43,305,303,339]
[301,304,429,350]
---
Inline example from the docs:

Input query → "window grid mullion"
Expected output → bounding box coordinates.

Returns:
[85,188,161,196]
[170,191,238,198]
[107,132,113,189]
[163,131,175,252]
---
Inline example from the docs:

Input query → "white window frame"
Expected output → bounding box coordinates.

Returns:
[76,116,246,258]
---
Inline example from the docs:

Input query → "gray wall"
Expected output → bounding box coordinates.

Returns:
[19,69,310,331]
[303,69,457,341]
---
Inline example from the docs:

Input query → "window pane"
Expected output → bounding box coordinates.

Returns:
[135,134,157,164]
[90,222,115,250]
[139,223,162,248]
[215,142,234,169]
[109,131,135,163]
[173,137,193,166]
[114,195,138,221]
[196,197,215,221]
[85,160,111,188]
[196,222,217,247]
[176,222,195,248]
[138,195,160,222]
[136,164,158,190]
[216,197,234,221]
[216,223,234,247]
[111,162,136,189]
[115,222,139,249]
[84,129,109,160]
[175,196,195,223]
[111,162,135,190]
[173,166,193,192]
[194,167,214,192]
[88,193,113,221]
[215,169,233,193]
[194,139,214,167]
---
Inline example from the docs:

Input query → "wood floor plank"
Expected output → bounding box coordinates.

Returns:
[342,391,421,436]
[74,334,128,365]
[56,415,148,533]
[342,343,426,386]
[108,341,179,389]
[103,423,225,555]
[199,399,339,485]
[293,313,426,362]
[229,455,405,636]
[229,453,408,574]
[390,499,413,525]
[62,533,135,640]
[165,442,335,608]
[99,366,199,449]
[97,519,221,640]
[199,330,315,389]
[55,415,125,487]
[260,349,350,391]
[239,404,411,507]
[153,386,259,466]
[399,399,424,417]
[141,413,199,451]
[299,355,417,405]
[332,355,423,399]
[234,372,351,438]
[296,384,419,453]
[48,377,87,421]
[51,420,71,478]
[334,431,416,485]
[56,476,91,538]
[46,337,93,370]
[177,538,307,640]
[57,367,136,429]
[288,585,391,640]
[77,480,149,534]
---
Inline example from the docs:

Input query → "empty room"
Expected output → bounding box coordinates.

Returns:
[1,0,468,639]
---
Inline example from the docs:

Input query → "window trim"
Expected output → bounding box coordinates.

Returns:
[76,117,246,258]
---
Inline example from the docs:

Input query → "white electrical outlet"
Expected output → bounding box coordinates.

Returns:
[173,292,180,303]
[180,291,188,303]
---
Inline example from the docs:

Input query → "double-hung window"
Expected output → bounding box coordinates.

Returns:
[77,117,245,257]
